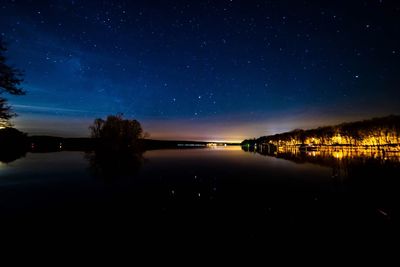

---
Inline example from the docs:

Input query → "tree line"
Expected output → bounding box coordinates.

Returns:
[243,115,400,147]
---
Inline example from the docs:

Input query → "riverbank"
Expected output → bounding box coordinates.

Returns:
[242,115,400,148]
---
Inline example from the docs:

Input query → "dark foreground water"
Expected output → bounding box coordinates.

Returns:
[0,146,399,249]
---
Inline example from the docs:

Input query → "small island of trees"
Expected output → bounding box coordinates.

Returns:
[89,113,146,152]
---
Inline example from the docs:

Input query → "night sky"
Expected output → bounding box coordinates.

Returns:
[0,0,399,142]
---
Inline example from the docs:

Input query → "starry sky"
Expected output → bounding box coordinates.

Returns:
[0,0,399,142]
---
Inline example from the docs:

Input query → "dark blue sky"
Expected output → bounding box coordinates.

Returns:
[1,0,399,141]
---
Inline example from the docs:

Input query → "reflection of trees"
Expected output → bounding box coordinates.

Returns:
[85,150,144,180]
[242,145,400,181]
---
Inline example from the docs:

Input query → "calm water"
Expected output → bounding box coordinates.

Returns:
[0,146,398,245]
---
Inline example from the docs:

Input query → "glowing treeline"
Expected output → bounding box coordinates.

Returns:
[255,115,400,146]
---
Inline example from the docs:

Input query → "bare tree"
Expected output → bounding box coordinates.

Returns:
[0,38,25,127]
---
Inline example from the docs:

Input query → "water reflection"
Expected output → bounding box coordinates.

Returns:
[1,146,398,245]
[244,145,400,173]
[85,150,144,179]
[247,146,399,217]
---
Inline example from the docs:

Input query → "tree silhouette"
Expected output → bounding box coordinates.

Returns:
[0,127,28,163]
[0,38,25,127]
[89,113,145,151]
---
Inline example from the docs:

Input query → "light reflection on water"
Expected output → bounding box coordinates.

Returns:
[249,145,400,167]
[0,146,398,243]
[279,146,400,162]
[1,146,399,183]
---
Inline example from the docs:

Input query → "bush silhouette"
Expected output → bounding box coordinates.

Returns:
[89,114,145,152]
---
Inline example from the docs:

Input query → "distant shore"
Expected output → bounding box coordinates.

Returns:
[25,136,240,152]
[242,115,400,149]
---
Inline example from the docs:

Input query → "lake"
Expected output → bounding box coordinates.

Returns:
[0,146,398,246]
